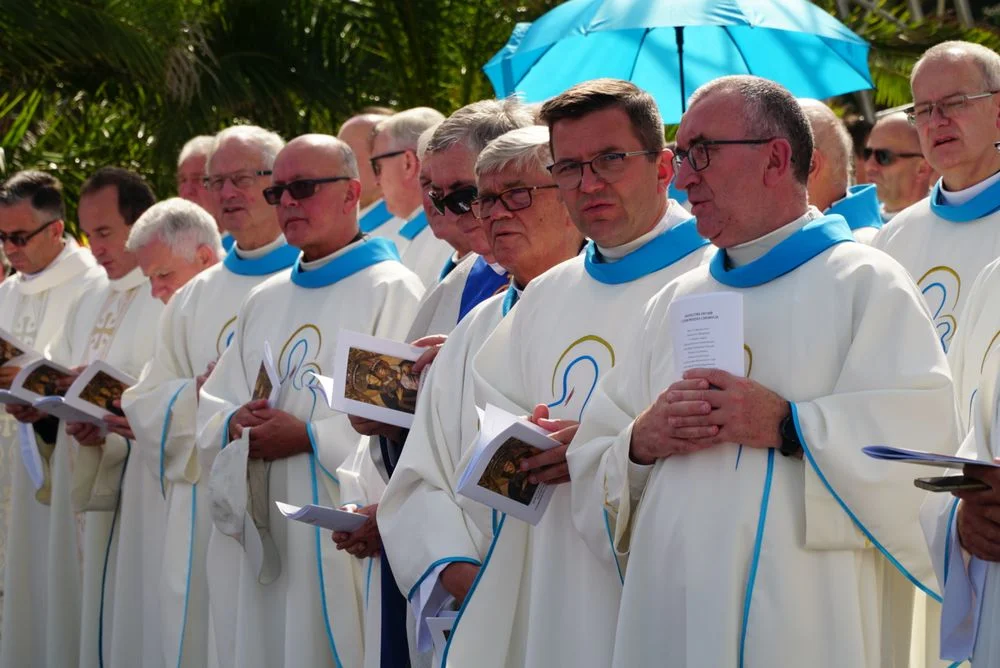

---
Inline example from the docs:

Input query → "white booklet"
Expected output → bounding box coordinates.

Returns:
[862,445,1000,469]
[63,361,137,422]
[0,357,75,408]
[667,291,744,376]
[456,404,561,525]
[275,501,367,532]
[0,327,38,368]
[318,330,424,429]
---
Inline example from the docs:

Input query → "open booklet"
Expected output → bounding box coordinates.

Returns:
[0,327,37,368]
[862,445,1000,469]
[456,404,562,525]
[313,330,425,429]
[60,360,137,423]
[275,501,366,532]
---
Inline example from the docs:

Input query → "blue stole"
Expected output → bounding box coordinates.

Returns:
[826,184,883,232]
[710,215,854,288]
[220,233,235,252]
[222,242,300,277]
[501,283,519,316]
[290,237,401,289]
[398,211,429,241]
[359,199,394,233]
[584,218,708,285]
[438,255,459,281]
[458,256,509,322]
[929,176,1000,222]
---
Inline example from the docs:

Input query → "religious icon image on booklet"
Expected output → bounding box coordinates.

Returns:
[326,329,425,429]
[63,360,137,421]
[0,328,28,367]
[251,341,281,405]
[4,357,75,405]
[476,437,542,506]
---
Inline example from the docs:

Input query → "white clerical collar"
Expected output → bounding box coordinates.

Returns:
[727,207,823,268]
[597,198,689,261]
[235,234,286,260]
[108,265,147,293]
[298,237,362,272]
[939,169,1000,206]
[881,205,898,222]
[20,240,71,282]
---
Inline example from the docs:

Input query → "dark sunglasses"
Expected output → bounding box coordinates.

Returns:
[263,177,350,205]
[429,186,478,216]
[370,150,408,177]
[0,219,59,247]
[862,147,923,166]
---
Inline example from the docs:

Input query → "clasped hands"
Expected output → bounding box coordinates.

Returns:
[629,368,789,465]
[228,399,310,460]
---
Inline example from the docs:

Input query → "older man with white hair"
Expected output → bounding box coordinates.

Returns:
[196,134,423,668]
[800,99,884,243]
[176,135,221,234]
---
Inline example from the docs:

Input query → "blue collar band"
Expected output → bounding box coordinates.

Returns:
[438,256,459,281]
[826,184,883,232]
[221,233,235,252]
[929,176,1000,222]
[584,218,708,285]
[290,237,401,289]
[359,200,394,233]
[710,215,854,288]
[501,283,518,316]
[458,256,509,322]
[398,211,429,241]
[223,242,300,277]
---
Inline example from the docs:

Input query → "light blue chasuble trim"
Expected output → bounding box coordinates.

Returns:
[359,199,394,233]
[929,176,1000,222]
[584,218,708,285]
[398,211,429,241]
[223,242,300,276]
[826,184,883,232]
[501,283,519,316]
[710,215,854,288]
[221,233,235,252]
[290,238,401,289]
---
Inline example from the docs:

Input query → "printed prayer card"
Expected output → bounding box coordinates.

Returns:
[667,291,744,377]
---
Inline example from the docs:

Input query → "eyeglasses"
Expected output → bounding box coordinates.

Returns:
[471,184,559,219]
[672,139,776,173]
[547,150,658,190]
[862,147,923,166]
[429,186,478,216]
[906,91,999,126]
[370,150,409,177]
[0,219,59,247]
[263,177,351,205]
[203,170,272,191]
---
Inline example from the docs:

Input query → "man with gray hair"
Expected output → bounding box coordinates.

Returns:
[800,99,884,244]
[370,107,453,287]
[119,128,300,668]
[864,112,934,222]
[176,135,221,234]
[338,109,396,233]
[197,134,423,668]
[568,74,956,668]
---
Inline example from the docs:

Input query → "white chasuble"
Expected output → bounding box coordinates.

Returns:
[120,238,298,668]
[0,242,103,668]
[569,214,958,668]
[397,209,455,290]
[442,203,711,668]
[406,253,477,341]
[196,237,422,668]
[873,177,1000,352]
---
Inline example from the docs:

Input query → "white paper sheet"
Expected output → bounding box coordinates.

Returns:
[274,501,367,532]
[667,291,744,376]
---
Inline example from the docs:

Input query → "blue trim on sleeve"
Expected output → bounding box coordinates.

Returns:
[603,508,624,584]
[159,382,190,499]
[98,439,132,668]
[791,404,942,602]
[365,557,374,608]
[309,453,344,668]
[405,556,482,602]
[944,497,960,586]
[220,410,237,451]
[174,484,197,668]
[738,449,775,668]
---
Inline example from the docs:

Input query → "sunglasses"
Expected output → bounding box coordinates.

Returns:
[370,150,408,177]
[263,177,351,205]
[0,219,59,247]
[429,186,478,216]
[862,148,923,166]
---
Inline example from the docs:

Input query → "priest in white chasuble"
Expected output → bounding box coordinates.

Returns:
[196,134,423,668]
[0,171,104,668]
[120,126,294,668]
[431,79,708,668]
[873,41,1000,353]
[566,76,959,668]
[360,125,581,667]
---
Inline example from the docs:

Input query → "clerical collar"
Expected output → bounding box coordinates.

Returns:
[235,234,285,259]
[727,208,821,268]
[596,198,688,260]
[398,207,429,241]
[291,236,400,289]
[224,235,299,277]
[109,266,147,293]
[710,212,854,288]
[929,170,1000,222]
[881,205,898,222]
[938,169,1000,205]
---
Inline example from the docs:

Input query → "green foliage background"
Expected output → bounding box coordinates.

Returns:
[1,0,999,234]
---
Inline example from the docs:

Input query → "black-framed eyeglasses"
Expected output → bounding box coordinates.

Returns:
[547,150,658,190]
[862,147,923,166]
[471,184,559,219]
[429,186,478,216]
[263,177,351,205]
[203,169,272,192]
[0,219,60,247]
[906,91,999,126]
[370,150,409,177]
[672,138,776,173]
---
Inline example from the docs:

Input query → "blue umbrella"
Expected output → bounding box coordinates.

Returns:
[483,0,872,123]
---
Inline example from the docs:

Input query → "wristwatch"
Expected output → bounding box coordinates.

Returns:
[778,408,802,458]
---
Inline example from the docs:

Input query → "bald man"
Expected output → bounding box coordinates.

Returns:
[196,134,423,668]
[800,99,883,244]
[338,111,397,234]
[865,113,934,222]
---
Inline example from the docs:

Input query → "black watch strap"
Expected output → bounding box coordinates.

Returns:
[778,412,802,457]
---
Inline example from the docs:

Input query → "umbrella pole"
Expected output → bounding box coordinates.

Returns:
[675,27,686,114]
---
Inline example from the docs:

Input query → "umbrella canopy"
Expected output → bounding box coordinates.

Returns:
[483,0,873,123]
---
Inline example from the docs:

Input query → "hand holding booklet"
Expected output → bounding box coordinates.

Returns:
[62,360,136,422]
[456,404,562,525]
[0,357,74,407]
[0,327,37,369]
[275,501,366,532]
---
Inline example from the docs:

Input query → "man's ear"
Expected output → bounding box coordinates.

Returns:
[656,149,674,194]
[343,179,362,214]
[763,138,795,187]
[196,244,217,268]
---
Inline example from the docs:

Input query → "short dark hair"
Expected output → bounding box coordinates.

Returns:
[538,79,665,156]
[80,167,156,226]
[844,115,872,157]
[0,170,65,222]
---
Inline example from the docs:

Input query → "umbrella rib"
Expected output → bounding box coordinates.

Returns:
[627,28,652,82]
[722,27,753,75]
